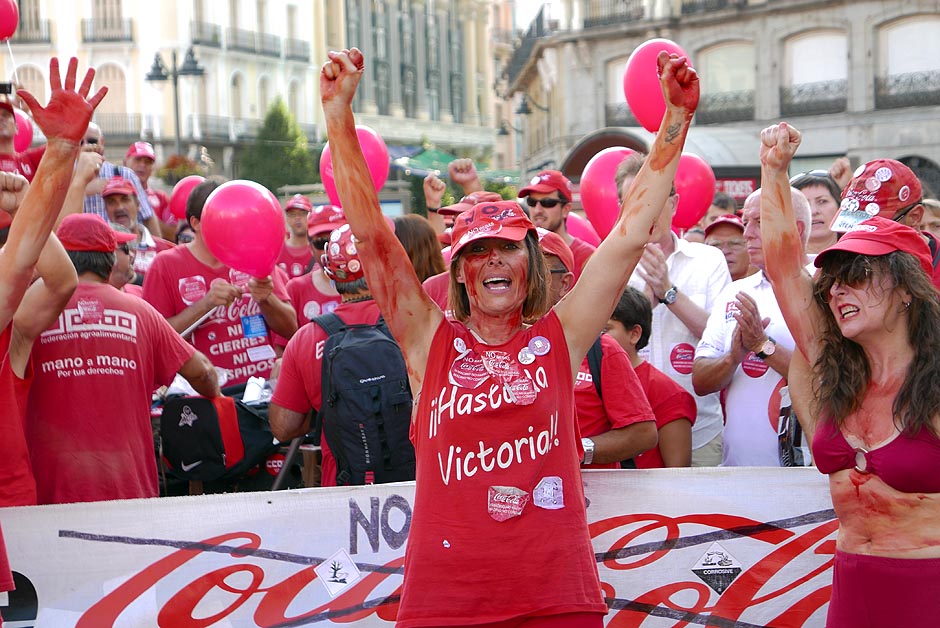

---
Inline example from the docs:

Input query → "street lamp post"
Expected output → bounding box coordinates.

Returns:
[145,47,205,157]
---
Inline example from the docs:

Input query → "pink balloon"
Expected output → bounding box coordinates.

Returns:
[566,212,601,246]
[623,38,688,133]
[579,146,634,239]
[169,175,205,220]
[13,109,32,152]
[672,153,716,230]
[320,125,389,206]
[201,180,284,277]
[0,0,18,40]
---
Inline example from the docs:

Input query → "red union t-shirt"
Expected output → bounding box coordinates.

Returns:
[0,325,37,508]
[633,360,697,469]
[398,311,606,626]
[276,242,314,280]
[575,334,655,469]
[26,283,195,503]
[0,146,45,181]
[143,245,289,386]
[272,299,382,487]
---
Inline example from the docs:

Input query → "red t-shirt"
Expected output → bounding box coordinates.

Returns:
[0,522,12,593]
[272,300,382,487]
[399,311,606,626]
[421,271,450,311]
[26,283,195,504]
[0,325,37,508]
[276,242,314,280]
[568,236,596,281]
[285,266,342,327]
[0,146,45,181]
[142,245,289,386]
[576,334,655,469]
[633,360,697,469]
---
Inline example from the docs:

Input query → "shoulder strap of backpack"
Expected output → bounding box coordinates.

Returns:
[587,336,603,400]
[313,311,345,337]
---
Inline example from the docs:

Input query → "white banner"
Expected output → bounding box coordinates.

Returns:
[0,468,836,627]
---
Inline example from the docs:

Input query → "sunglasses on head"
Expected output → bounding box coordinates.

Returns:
[789,169,835,186]
[525,196,565,209]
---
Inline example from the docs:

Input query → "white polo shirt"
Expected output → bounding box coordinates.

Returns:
[629,235,731,450]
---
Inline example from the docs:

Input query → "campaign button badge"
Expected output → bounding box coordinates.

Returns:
[533,476,565,510]
[529,336,551,356]
[518,347,536,365]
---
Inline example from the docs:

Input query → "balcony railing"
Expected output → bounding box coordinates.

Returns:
[875,70,940,109]
[190,114,231,140]
[227,27,256,53]
[780,79,847,116]
[696,89,755,124]
[258,33,282,57]
[82,18,134,42]
[504,5,554,87]
[605,102,639,127]
[682,0,738,14]
[95,113,142,138]
[233,118,260,139]
[10,19,51,44]
[191,21,221,47]
[583,0,644,29]
[285,37,310,61]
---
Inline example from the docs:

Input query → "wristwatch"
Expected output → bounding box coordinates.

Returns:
[658,285,678,305]
[581,437,596,465]
[427,206,440,214]
[756,337,777,360]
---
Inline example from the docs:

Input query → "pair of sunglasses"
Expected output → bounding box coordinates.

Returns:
[525,197,565,209]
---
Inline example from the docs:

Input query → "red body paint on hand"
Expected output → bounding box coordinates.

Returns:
[16,57,107,143]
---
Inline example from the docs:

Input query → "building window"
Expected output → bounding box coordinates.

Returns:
[426,6,440,120]
[697,41,755,123]
[876,17,940,109]
[16,65,45,104]
[231,73,243,119]
[781,30,847,116]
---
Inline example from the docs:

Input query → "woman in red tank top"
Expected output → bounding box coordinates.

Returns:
[320,48,699,627]
[759,123,940,628]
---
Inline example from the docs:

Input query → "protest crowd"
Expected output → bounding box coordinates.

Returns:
[1,43,939,628]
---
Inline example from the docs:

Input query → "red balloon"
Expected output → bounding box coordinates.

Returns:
[623,38,688,133]
[320,125,389,206]
[566,212,601,246]
[13,109,32,152]
[201,180,284,278]
[672,152,716,230]
[0,0,18,40]
[579,146,634,239]
[168,175,205,220]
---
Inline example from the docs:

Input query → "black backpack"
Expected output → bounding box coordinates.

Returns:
[160,382,282,484]
[314,312,415,486]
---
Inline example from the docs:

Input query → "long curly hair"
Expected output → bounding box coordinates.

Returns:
[813,250,940,436]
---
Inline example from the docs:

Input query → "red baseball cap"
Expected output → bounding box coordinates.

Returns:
[450,200,536,257]
[815,216,933,278]
[321,224,364,282]
[439,191,504,217]
[125,141,156,161]
[518,170,573,202]
[102,177,137,198]
[0,99,13,116]
[285,194,313,212]
[831,159,923,232]
[307,204,347,237]
[57,214,137,252]
[537,228,575,274]
[704,214,744,237]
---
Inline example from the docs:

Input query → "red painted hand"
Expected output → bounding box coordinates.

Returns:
[657,52,700,113]
[16,57,108,144]
[760,122,801,172]
[320,48,365,114]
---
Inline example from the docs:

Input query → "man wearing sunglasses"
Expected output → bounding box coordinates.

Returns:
[518,169,595,280]
[831,158,940,288]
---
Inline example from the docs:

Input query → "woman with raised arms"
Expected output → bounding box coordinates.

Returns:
[759,122,940,627]
[320,48,698,627]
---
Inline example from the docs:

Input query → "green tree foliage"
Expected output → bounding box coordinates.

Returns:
[238,97,317,192]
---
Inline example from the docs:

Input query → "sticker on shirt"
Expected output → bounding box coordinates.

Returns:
[487,486,529,522]
[669,343,696,375]
[178,275,208,305]
[505,375,537,406]
[229,269,252,290]
[246,344,277,362]
[480,350,518,382]
[741,352,770,378]
[77,298,104,324]
[314,547,363,598]
[533,476,564,510]
[449,350,488,389]
[303,300,322,320]
[528,336,551,356]
[241,314,268,339]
